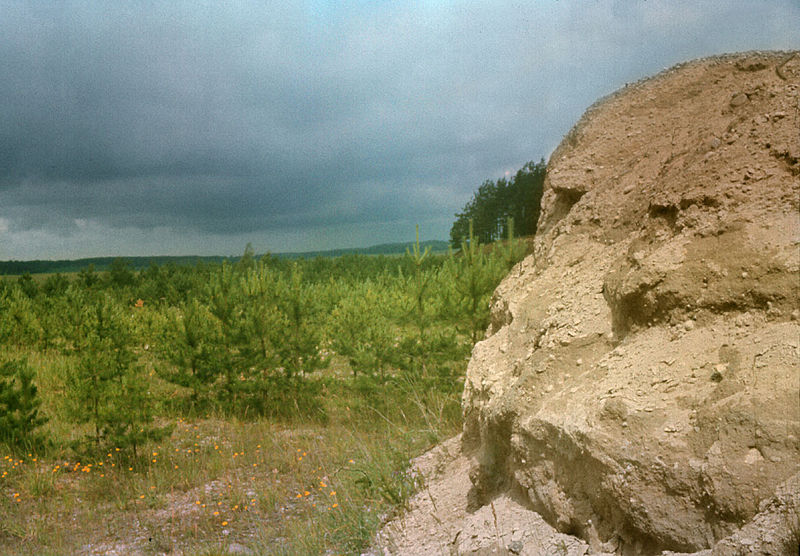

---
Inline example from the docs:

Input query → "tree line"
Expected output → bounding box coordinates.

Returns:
[450,159,546,247]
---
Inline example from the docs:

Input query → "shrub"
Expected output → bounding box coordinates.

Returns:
[0,359,48,451]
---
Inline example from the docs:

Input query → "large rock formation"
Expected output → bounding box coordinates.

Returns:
[460,51,800,554]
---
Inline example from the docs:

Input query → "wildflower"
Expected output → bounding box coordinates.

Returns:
[213,511,219,516]
[221,521,228,526]
[139,495,145,499]
[330,491,336,496]
[303,491,310,497]
[332,503,338,508]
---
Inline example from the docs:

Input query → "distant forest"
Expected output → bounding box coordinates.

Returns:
[450,160,546,247]
[0,241,449,276]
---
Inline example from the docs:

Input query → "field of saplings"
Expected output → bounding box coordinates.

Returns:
[0,232,524,554]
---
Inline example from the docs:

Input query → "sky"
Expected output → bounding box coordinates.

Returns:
[1,1,798,260]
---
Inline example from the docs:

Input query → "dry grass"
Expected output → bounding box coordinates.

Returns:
[0,347,462,555]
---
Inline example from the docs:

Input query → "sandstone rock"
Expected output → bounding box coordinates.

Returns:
[461,51,800,555]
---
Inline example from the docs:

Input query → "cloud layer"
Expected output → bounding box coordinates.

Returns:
[1,0,798,258]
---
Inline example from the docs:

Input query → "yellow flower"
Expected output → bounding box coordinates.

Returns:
[221,521,228,526]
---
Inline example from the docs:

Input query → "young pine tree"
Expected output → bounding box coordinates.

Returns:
[0,359,48,452]
[274,264,327,379]
[329,281,395,379]
[65,293,169,455]
[158,299,224,406]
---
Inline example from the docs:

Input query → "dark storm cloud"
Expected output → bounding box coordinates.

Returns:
[1,0,798,258]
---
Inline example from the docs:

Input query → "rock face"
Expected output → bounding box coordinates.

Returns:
[462,52,800,554]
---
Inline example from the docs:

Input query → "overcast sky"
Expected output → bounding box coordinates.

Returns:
[1,1,798,260]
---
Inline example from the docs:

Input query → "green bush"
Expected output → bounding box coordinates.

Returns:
[0,359,48,451]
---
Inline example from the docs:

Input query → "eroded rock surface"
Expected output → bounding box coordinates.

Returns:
[462,51,800,554]
[374,52,800,556]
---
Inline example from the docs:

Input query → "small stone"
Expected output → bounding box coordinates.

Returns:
[683,319,695,331]
[576,358,583,366]
[508,540,525,554]
[744,448,763,465]
[730,92,748,107]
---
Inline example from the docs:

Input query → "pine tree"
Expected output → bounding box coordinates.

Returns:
[65,293,169,455]
[0,359,47,451]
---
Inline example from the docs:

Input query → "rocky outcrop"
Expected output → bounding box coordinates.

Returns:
[461,52,800,554]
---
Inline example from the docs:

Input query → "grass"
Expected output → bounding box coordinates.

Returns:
[0,347,463,555]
